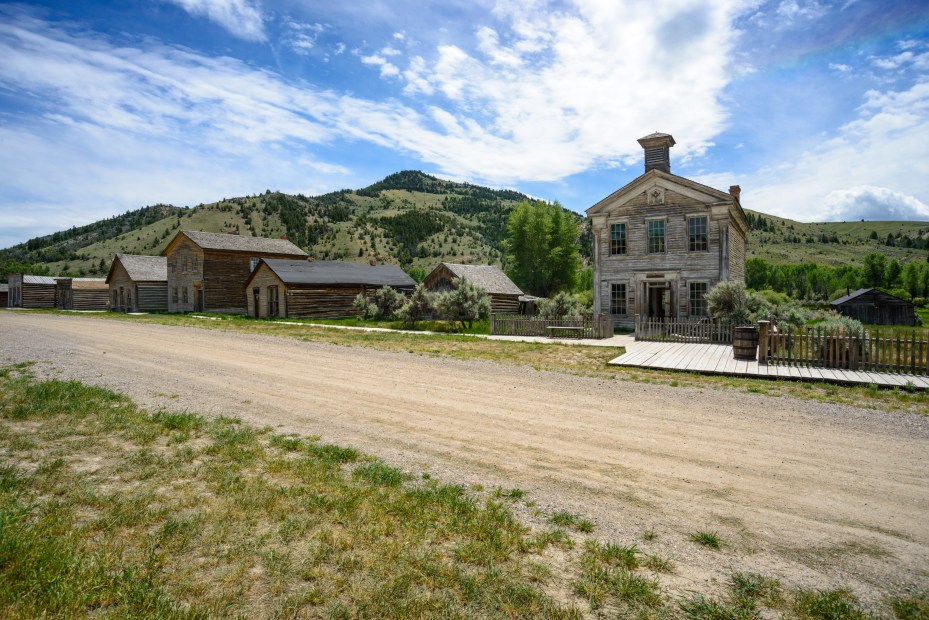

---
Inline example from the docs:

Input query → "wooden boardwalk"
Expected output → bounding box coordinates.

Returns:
[609,341,929,389]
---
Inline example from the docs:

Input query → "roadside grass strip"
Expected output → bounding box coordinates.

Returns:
[1,365,926,619]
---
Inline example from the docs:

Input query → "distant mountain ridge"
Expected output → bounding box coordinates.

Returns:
[2,171,927,280]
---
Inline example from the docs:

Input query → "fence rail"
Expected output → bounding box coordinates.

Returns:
[635,316,733,344]
[491,314,613,339]
[759,321,929,375]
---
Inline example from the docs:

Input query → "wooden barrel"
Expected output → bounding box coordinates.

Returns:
[733,326,759,360]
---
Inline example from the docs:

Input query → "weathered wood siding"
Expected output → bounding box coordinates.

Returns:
[0,289,7,307]
[835,291,916,326]
[489,294,520,314]
[109,262,167,312]
[245,266,285,318]
[108,263,134,311]
[286,286,368,318]
[7,274,56,308]
[137,283,168,312]
[424,264,516,313]
[728,215,746,282]
[166,237,205,313]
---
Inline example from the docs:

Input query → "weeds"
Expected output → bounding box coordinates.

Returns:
[690,530,722,549]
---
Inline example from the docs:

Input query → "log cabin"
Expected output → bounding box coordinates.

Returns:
[423,263,524,314]
[831,288,916,326]
[586,133,749,329]
[163,231,308,314]
[106,254,168,312]
[6,274,57,308]
[245,259,416,319]
[56,278,109,310]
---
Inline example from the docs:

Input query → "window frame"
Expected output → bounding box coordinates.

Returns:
[646,218,666,254]
[249,257,260,272]
[689,281,708,317]
[182,287,188,304]
[172,287,178,304]
[268,285,279,317]
[610,282,627,316]
[688,215,709,253]
[609,222,627,256]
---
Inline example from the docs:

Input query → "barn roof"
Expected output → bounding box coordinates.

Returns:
[253,259,417,288]
[108,254,167,283]
[169,231,308,256]
[831,288,912,306]
[434,263,523,296]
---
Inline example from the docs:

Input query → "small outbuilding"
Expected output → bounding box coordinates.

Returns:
[423,263,524,313]
[106,254,168,312]
[56,278,109,311]
[6,274,57,308]
[245,259,417,319]
[831,288,916,326]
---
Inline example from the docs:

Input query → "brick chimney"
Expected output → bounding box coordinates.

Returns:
[637,132,676,173]
[729,185,741,201]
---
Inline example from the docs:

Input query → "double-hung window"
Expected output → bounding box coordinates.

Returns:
[609,223,626,255]
[689,282,708,317]
[268,286,279,317]
[647,220,665,254]
[689,216,708,252]
[610,283,627,315]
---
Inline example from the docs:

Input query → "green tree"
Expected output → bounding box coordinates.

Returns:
[884,259,903,288]
[505,200,580,297]
[434,277,490,330]
[863,253,887,288]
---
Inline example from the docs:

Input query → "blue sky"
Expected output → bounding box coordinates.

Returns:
[1,0,928,249]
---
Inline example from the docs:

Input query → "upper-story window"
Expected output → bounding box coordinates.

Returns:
[609,223,626,255]
[647,219,665,254]
[250,257,260,272]
[689,216,708,252]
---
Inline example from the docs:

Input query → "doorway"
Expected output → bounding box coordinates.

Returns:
[646,284,671,319]
[252,288,260,318]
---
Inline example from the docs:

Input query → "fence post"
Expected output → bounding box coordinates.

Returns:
[757,321,769,364]
[634,314,641,339]
[491,312,496,335]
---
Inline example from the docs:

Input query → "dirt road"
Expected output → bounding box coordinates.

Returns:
[2,312,927,601]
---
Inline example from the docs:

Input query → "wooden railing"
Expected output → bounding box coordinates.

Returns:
[759,321,929,375]
[491,314,613,339]
[635,315,733,344]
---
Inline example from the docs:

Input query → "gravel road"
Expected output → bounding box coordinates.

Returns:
[2,311,927,603]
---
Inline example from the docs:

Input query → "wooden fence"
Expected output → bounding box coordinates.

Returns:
[635,316,733,344]
[759,321,929,375]
[491,314,613,339]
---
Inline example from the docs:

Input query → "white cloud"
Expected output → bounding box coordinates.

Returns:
[775,0,827,21]
[360,53,400,78]
[742,80,929,221]
[829,62,851,72]
[165,0,266,41]
[282,19,325,56]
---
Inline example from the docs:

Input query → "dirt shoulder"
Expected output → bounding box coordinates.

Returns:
[2,311,927,604]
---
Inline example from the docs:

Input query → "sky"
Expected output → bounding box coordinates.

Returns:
[1,0,928,249]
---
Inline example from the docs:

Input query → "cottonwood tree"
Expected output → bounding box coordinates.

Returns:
[505,200,580,297]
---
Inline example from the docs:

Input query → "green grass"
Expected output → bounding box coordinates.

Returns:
[690,530,722,549]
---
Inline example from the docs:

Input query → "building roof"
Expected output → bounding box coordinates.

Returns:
[0,283,7,292]
[107,254,167,283]
[168,231,308,256]
[22,275,57,285]
[831,288,912,306]
[433,263,523,296]
[253,259,417,288]
[69,278,108,290]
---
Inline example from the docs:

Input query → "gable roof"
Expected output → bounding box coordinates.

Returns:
[432,263,523,296]
[164,231,308,257]
[587,169,736,215]
[106,254,167,283]
[250,259,417,288]
[22,275,57,285]
[67,278,108,290]
[831,288,913,306]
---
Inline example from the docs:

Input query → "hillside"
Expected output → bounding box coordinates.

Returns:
[745,210,929,267]
[1,171,589,279]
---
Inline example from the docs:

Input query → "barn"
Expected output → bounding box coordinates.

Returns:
[56,278,109,311]
[106,254,168,312]
[163,231,308,314]
[246,259,416,319]
[6,274,57,308]
[423,263,524,314]
[831,288,916,326]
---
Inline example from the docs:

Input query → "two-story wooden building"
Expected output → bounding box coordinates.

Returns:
[163,231,307,314]
[587,133,748,329]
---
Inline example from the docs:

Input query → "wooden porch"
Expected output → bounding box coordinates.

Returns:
[609,341,929,389]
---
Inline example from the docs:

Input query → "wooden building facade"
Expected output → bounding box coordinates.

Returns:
[831,288,916,326]
[0,284,7,308]
[106,254,168,312]
[56,278,109,310]
[423,263,524,313]
[164,231,307,314]
[246,259,416,319]
[586,133,749,329]
[6,274,57,308]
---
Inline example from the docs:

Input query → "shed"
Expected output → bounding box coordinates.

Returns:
[6,274,57,308]
[245,259,416,318]
[0,284,7,308]
[831,288,916,326]
[106,254,168,312]
[423,263,523,313]
[163,231,308,314]
[57,278,109,310]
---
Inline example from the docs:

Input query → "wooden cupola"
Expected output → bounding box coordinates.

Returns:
[637,132,676,174]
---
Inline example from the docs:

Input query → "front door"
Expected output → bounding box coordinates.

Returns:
[647,284,672,319]
[252,288,260,318]
[194,285,203,312]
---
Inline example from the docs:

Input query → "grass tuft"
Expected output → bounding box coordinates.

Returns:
[690,530,722,549]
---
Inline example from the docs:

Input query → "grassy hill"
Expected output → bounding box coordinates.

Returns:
[745,210,929,267]
[2,171,588,279]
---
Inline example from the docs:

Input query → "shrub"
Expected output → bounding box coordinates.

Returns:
[706,281,751,325]
[373,286,406,320]
[434,277,490,330]
[352,293,377,320]
[396,283,434,327]
[537,291,586,319]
